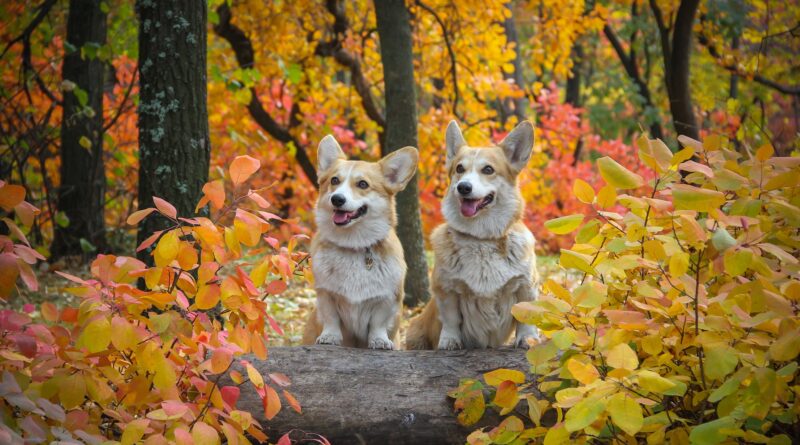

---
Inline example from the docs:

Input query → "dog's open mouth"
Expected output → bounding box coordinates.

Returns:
[333,205,368,226]
[460,193,494,217]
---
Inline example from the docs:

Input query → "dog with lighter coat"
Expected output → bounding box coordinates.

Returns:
[406,120,539,350]
[302,135,418,349]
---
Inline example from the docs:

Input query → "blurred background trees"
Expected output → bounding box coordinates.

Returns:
[0,0,797,299]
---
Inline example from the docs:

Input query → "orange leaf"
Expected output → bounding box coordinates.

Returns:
[203,180,226,210]
[230,156,261,186]
[153,197,177,219]
[127,208,156,225]
[196,284,221,310]
[283,389,301,413]
[263,385,281,420]
[210,348,233,374]
[137,230,164,253]
[269,372,291,387]
[0,253,20,299]
[0,184,25,211]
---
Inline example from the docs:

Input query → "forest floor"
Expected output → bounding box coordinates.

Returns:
[10,254,574,348]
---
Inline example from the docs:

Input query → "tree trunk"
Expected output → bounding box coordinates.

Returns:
[51,0,107,259]
[565,42,583,107]
[651,0,700,140]
[374,0,431,307]
[502,9,528,122]
[230,346,532,444]
[135,0,210,260]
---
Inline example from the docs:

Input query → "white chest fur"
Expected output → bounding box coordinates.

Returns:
[435,227,535,296]
[312,244,404,303]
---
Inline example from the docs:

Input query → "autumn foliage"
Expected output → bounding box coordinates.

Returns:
[451,135,800,444]
[0,158,311,444]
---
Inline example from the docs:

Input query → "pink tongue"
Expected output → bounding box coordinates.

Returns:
[333,211,353,224]
[460,199,480,217]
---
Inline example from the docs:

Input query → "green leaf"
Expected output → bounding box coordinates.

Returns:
[689,416,736,445]
[564,396,605,432]
[704,344,739,380]
[55,211,70,228]
[709,377,740,403]
[711,228,736,251]
[73,87,88,107]
[597,156,644,189]
[79,136,92,150]
[79,238,96,253]
[545,214,584,235]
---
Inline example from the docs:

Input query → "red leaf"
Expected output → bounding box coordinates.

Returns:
[220,386,240,409]
[152,197,177,219]
[136,230,164,252]
[277,433,292,445]
[0,253,20,299]
[266,314,284,336]
[266,280,287,295]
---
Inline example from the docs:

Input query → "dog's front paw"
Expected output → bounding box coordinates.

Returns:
[316,333,343,346]
[368,337,394,350]
[514,335,535,349]
[437,335,464,350]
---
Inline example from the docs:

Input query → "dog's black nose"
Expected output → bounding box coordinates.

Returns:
[457,182,472,196]
[331,194,346,207]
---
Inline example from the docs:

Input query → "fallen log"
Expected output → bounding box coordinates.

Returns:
[230,345,531,444]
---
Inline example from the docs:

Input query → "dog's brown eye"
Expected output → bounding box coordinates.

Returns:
[331,177,340,185]
[456,164,465,174]
[357,180,369,189]
[482,165,494,175]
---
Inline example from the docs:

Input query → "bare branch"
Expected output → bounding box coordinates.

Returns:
[213,3,318,186]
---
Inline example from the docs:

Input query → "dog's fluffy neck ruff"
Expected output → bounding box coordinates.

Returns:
[441,181,523,240]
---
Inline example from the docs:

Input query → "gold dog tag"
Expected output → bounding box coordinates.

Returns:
[365,248,374,270]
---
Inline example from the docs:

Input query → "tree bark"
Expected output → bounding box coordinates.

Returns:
[374,0,431,307]
[502,9,528,122]
[135,0,210,260]
[650,0,700,140]
[51,0,107,259]
[230,346,531,444]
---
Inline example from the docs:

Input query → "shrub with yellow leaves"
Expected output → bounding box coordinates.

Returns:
[452,135,799,444]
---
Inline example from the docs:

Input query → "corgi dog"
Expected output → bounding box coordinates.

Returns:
[406,120,539,350]
[302,135,419,349]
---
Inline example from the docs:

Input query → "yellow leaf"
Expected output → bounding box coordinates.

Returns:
[544,423,570,445]
[79,317,111,353]
[597,156,644,189]
[483,369,526,386]
[246,363,264,388]
[672,184,726,212]
[769,328,800,362]
[573,179,595,204]
[121,419,150,445]
[755,144,774,161]
[493,380,520,415]
[545,214,584,235]
[671,147,695,166]
[560,249,596,275]
[704,134,723,151]
[154,230,180,267]
[607,393,643,436]
[607,343,639,371]
[153,355,177,389]
[567,359,599,385]
[637,370,675,394]
[191,422,221,445]
[597,184,617,208]
[59,374,86,409]
[723,248,752,276]
[669,251,690,277]
[79,136,92,149]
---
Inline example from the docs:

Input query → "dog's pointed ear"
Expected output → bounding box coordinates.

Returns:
[499,121,534,172]
[317,135,345,173]
[445,120,466,165]
[380,147,419,193]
